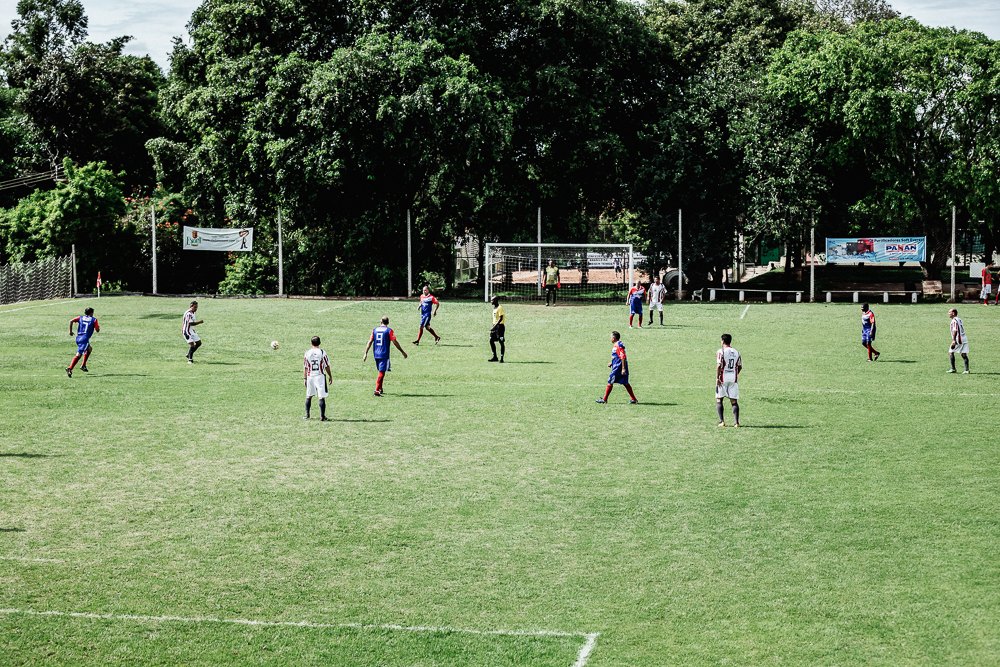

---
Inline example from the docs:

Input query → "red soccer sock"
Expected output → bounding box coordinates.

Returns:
[416,329,423,342]
[638,315,643,326]
[624,383,637,401]
[603,384,613,401]
[376,371,385,392]
[426,327,437,338]
[629,314,634,326]
[82,350,91,366]
[68,354,80,370]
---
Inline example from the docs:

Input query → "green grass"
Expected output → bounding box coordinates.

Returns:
[2,296,999,665]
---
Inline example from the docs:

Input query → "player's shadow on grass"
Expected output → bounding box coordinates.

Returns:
[439,344,474,347]
[0,527,25,532]
[201,361,240,365]
[880,360,917,363]
[0,452,60,458]
[101,373,149,377]
[737,425,812,429]
[139,313,180,319]
[503,361,554,364]
[394,394,456,397]
[638,402,677,406]
[332,419,392,423]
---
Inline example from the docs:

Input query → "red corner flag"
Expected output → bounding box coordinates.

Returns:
[96,272,102,288]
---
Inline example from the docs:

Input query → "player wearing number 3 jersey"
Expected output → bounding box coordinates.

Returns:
[363,316,408,396]
[716,333,742,427]
[303,336,333,420]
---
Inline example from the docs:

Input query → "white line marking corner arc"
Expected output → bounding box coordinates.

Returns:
[0,608,599,665]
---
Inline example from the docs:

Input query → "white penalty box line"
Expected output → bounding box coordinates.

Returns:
[0,608,600,667]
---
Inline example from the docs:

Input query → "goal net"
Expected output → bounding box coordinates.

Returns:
[485,243,644,301]
[0,254,74,305]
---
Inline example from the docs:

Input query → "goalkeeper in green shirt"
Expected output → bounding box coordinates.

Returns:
[544,260,560,306]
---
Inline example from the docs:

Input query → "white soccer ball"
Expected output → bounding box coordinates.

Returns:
[270,341,280,350]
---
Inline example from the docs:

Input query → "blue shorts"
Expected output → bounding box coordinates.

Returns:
[630,305,643,315]
[76,336,92,354]
[420,314,431,327]
[862,331,874,343]
[376,358,391,373]
[608,370,629,385]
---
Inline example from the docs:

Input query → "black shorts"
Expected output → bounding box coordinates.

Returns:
[490,324,505,342]
[545,285,556,293]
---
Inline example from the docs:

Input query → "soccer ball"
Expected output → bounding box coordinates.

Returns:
[270,341,280,350]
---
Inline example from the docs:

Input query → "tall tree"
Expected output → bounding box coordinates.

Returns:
[768,19,1000,278]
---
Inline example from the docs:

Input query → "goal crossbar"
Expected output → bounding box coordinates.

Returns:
[484,243,634,302]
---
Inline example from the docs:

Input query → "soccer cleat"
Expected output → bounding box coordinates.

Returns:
[629,325,633,329]
[435,337,441,345]
[595,399,606,403]
[373,390,382,396]
[65,367,72,378]
[188,359,194,364]
[946,369,956,373]
[963,370,970,374]
[734,423,741,428]
[488,357,499,362]
[499,358,504,363]
[303,415,309,420]
[629,399,637,404]
[412,340,419,346]
[718,422,726,427]
[866,358,872,362]
[320,417,332,421]
[873,353,880,361]
[80,366,88,372]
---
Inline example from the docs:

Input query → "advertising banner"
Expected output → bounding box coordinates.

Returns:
[826,237,925,264]
[183,226,253,252]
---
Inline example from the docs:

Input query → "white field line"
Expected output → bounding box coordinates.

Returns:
[0,298,97,315]
[740,305,750,319]
[315,301,368,313]
[0,609,599,665]
[3,375,993,397]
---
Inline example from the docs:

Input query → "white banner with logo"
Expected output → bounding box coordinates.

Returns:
[183,226,253,251]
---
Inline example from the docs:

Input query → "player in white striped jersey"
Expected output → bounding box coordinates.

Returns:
[182,301,204,363]
[947,308,970,374]
[716,333,742,427]
[647,275,666,325]
[303,336,333,420]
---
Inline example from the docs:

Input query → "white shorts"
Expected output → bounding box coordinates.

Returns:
[716,380,739,399]
[981,286,992,299]
[184,331,200,343]
[306,374,329,398]
[650,302,663,312]
[950,342,969,355]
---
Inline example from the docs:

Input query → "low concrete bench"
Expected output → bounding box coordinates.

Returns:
[823,290,920,303]
[696,287,805,303]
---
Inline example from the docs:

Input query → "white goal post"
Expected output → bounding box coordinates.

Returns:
[484,243,638,302]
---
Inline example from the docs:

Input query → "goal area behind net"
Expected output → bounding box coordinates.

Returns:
[1,254,74,305]
[485,243,642,302]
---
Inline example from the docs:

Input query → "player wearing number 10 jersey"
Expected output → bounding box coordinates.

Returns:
[716,333,742,427]
[303,336,333,420]
[363,316,408,396]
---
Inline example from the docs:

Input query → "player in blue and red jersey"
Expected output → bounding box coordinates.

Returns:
[861,303,879,361]
[364,316,408,396]
[66,307,99,377]
[596,331,637,404]
[627,283,645,328]
[413,285,441,345]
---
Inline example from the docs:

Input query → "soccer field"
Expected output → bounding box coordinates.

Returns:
[2,296,998,666]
